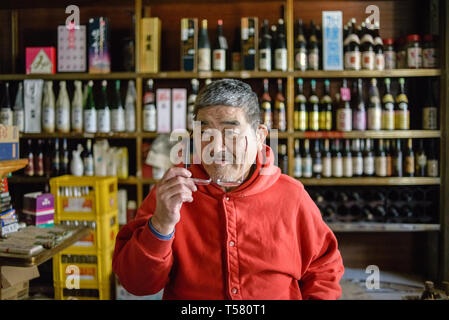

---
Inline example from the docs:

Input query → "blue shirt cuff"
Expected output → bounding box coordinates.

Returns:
[148,217,175,240]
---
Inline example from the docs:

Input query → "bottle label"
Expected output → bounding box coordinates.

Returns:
[308,111,319,131]
[97,108,111,132]
[382,106,395,130]
[125,107,136,132]
[262,103,272,129]
[294,157,302,178]
[143,107,157,132]
[336,108,352,131]
[343,157,353,177]
[375,157,387,176]
[84,109,97,133]
[294,110,307,131]
[423,48,437,68]
[213,49,226,72]
[353,156,363,176]
[259,48,272,71]
[375,53,385,70]
[362,51,375,70]
[278,109,287,131]
[72,107,83,132]
[322,157,332,177]
[302,158,312,177]
[384,51,396,69]
[308,50,319,70]
[198,48,211,71]
[275,48,288,71]
[56,108,70,132]
[368,108,382,130]
[313,162,323,175]
[232,52,241,71]
[405,156,415,174]
[111,108,125,132]
[417,154,427,167]
[344,51,361,70]
[332,158,343,177]
[84,158,94,176]
[364,156,374,175]
[1,109,13,126]
[353,110,366,131]
[42,106,55,131]
[395,107,410,129]
[295,48,307,71]
[423,107,438,129]
[319,111,332,130]
[427,160,438,177]
[13,110,24,132]
[407,47,422,68]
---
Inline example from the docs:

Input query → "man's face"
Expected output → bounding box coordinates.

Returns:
[194,105,267,185]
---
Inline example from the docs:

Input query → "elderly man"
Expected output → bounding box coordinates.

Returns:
[112,79,344,300]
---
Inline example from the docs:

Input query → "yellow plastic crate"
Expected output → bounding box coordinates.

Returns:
[50,175,118,220]
[53,281,113,300]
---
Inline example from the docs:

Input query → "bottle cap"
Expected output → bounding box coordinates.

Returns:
[407,34,420,42]
[383,38,394,45]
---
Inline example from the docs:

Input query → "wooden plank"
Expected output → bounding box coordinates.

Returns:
[298,177,441,186]
[291,130,441,139]
[329,223,441,233]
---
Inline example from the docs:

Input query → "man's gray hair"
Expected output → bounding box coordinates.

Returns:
[193,79,261,130]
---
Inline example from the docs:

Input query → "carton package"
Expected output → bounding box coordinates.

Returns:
[180,18,198,72]
[241,17,258,71]
[25,47,56,74]
[140,18,161,73]
[322,11,343,71]
[156,88,171,133]
[0,125,19,161]
[1,266,39,300]
[171,89,187,130]
[24,80,44,133]
[88,17,111,73]
[57,25,87,72]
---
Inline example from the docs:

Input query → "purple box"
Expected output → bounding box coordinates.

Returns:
[22,211,54,225]
[23,192,54,213]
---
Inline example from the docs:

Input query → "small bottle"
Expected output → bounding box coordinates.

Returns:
[332,139,343,178]
[319,80,333,131]
[12,82,24,132]
[343,139,353,178]
[426,140,439,177]
[294,78,307,131]
[279,144,288,174]
[84,139,94,176]
[423,79,438,130]
[293,140,302,178]
[60,138,70,175]
[375,139,387,177]
[42,81,56,133]
[274,19,288,72]
[143,79,157,132]
[404,138,415,177]
[308,80,320,131]
[385,140,393,177]
[261,79,272,130]
[125,80,136,132]
[352,139,364,177]
[259,20,272,72]
[361,22,375,70]
[274,79,286,132]
[367,78,382,130]
[52,138,60,177]
[363,138,375,176]
[198,19,211,72]
[56,81,71,133]
[312,140,322,178]
[392,139,403,177]
[302,139,312,178]
[111,80,126,132]
[212,20,228,72]
[294,19,307,71]
[383,38,396,70]
[336,79,352,132]
[84,81,97,133]
[395,78,410,130]
[406,34,422,69]
[35,139,44,177]
[382,78,395,130]
[71,81,84,133]
[352,78,366,131]
[25,139,34,177]
[97,80,111,133]
[415,139,427,177]
[0,82,13,126]
[322,139,332,178]
[307,20,320,70]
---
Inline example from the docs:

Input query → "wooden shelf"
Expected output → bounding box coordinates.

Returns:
[0,159,28,178]
[20,132,139,139]
[327,222,441,233]
[291,69,441,78]
[299,177,441,186]
[8,176,140,185]
[291,130,441,139]
[0,72,137,81]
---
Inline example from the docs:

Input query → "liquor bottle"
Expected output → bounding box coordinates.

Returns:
[375,139,387,177]
[385,139,392,177]
[274,19,287,71]
[360,22,375,70]
[71,81,84,133]
[198,19,211,72]
[373,22,385,70]
[293,139,302,178]
[363,138,375,176]
[84,81,97,133]
[44,140,52,177]
[423,79,438,130]
[405,138,415,177]
[35,139,44,177]
[56,81,70,133]
[0,82,13,126]
[322,139,332,178]
[308,20,320,70]
[84,139,94,176]
[97,80,111,133]
[392,139,403,177]
[352,139,364,177]
[270,24,277,70]
[426,139,438,177]
[302,139,312,178]
[367,78,382,130]
[353,78,366,131]
[344,18,361,70]
[125,80,136,132]
[25,139,34,177]
[42,81,56,133]
[416,139,427,177]
[319,80,332,131]
[259,19,272,72]
[294,78,307,131]
[332,139,343,178]
[294,19,307,71]
[261,79,272,130]
[232,28,241,71]
[308,80,319,131]
[187,79,199,131]
[111,80,125,132]
[395,78,410,130]
[279,144,288,174]
[60,138,69,175]
[213,20,228,72]
[12,82,24,132]
[143,79,157,132]
[382,78,395,130]
[52,138,60,177]
[343,139,353,177]
[274,79,286,131]
[336,79,352,132]
[312,139,322,178]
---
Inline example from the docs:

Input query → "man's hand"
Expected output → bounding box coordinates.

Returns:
[151,167,197,235]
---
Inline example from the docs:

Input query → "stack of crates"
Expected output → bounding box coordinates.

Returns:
[50,175,119,300]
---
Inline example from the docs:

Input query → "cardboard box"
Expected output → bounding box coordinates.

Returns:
[241,17,258,71]
[57,25,87,72]
[156,89,171,133]
[140,18,161,73]
[24,80,44,133]
[25,47,56,74]
[23,192,54,213]
[180,18,198,72]
[322,11,343,71]
[171,89,187,130]
[0,281,29,300]
[1,266,39,299]
[0,125,19,160]
[88,17,111,73]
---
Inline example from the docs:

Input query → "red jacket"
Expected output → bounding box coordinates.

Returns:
[112,145,344,300]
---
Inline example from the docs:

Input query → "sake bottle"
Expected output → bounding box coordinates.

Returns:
[56,81,70,133]
[12,82,24,132]
[42,81,56,133]
[125,80,136,132]
[71,81,84,133]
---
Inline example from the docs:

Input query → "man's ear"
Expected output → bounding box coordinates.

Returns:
[256,124,268,150]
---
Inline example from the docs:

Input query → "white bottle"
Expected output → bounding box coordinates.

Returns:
[71,144,84,176]
[143,79,157,132]
[83,80,97,133]
[71,81,84,133]
[56,81,70,133]
[42,81,56,133]
[111,80,125,132]
[97,80,111,133]
[125,80,136,132]
[13,82,24,132]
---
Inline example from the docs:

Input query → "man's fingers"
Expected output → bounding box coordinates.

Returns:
[160,167,192,184]
[162,186,193,202]
[160,175,197,193]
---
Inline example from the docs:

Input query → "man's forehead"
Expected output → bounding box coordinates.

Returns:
[196,105,246,122]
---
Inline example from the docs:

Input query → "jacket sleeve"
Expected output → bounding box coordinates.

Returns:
[297,188,345,300]
[112,186,174,296]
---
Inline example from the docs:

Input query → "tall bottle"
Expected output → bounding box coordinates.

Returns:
[60,138,69,175]
[332,139,343,178]
[392,139,403,177]
[415,139,427,177]
[363,138,375,176]
[385,139,392,177]
[395,78,409,130]
[71,81,84,133]
[35,139,44,177]
[84,139,94,176]
[187,79,199,131]
[279,144,288,174]
[293,139,302,178]
[125,80,136,132]
[0,82,12,126]
[274,19,287,71]
[352,139,364,177]
[213,20,228,72]
[98,80,111,133]
[308,80,320,131]
[343,139,353,177]
[143,79,157,132]
[42,81,56,133]
[308,20,320,70]
[294,78,307,131]
[360,22,375,70]
[274,79,286,131]
[294,19,307,71]
[12,82,24,132]
[84,80,97,133]
[25,139,34,176]
[312,139,322,178]
[373,22,385,70]
[56,81,70,133]
[344,18,361,70]
[336,79,352,132]
[404,138,415,177]
[426,139,439,177]
[111,80,125,132]
[382,78,395,130]
[302,139,312,178]
[320,80,332,131]
[270,24,277,70]
[367,78,382,130]
[353,78,366,131]
[259,19,272,72]
[423,79,438,130]
[375,139,387,177]
[261,79,272,130]
[322,139,332,178]
[198,19,211,72]
[52,138,60,177]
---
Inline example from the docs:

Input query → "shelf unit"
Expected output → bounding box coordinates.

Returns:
[1,0,447,283]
